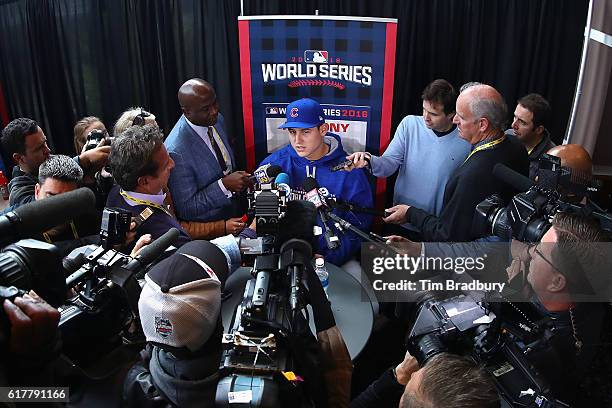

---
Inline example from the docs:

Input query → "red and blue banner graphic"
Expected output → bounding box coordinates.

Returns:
[238,15,397,206]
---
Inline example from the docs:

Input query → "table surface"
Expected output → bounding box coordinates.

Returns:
[221,262,374,360]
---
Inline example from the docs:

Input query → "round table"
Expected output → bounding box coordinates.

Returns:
[221,262,374,360]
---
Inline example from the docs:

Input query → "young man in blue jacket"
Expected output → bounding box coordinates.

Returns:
[259,98,373,266]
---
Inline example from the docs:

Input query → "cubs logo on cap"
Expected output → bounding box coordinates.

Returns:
[278,98,326,129]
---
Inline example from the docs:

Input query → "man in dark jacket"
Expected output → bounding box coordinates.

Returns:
[1,117,110,209]
[505,93,556,180]
[106,124,192,247]
[384,84,529,242]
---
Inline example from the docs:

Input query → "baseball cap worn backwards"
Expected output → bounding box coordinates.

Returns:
[138,240,228,352]
[278,98,326,129]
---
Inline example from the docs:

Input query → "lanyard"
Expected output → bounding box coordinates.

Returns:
[463,135,506,165]
[120,190,172,216]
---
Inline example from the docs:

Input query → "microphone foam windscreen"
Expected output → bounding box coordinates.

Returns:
[302,176,318,192]
[136,228,180,266]
[13,187,96,237]
[492,163,533,192]
[266,165,282,178]
[275,172,291,186]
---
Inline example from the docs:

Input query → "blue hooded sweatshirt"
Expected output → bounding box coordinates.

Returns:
[260,133,373,265]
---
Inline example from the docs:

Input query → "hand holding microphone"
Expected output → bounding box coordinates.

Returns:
[222,171,252,192]
[249,164,282,184]
[344,152,371,171]
[383,204,410,224]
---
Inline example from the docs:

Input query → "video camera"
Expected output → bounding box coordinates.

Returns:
[217,167,320,407]
[0,190,179,375]
[475,155,611,242]
[407,291,570,407]
[0,188,100,337]
[59,213,179,373]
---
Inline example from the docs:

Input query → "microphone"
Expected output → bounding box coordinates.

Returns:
[274,172,291,197]
[250,164,282,184]
[326,197,388,217]
[493,163,534,192]
[0,187,96,246]
[279,238,312,311]
[302,177,340,250]
[302,177,324,208]
[125,228,180,272]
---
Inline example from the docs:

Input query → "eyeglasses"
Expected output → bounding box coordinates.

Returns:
[528,243,564,276]
[132,109,152,126]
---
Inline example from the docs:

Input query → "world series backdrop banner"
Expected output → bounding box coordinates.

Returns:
[238,15,397,205]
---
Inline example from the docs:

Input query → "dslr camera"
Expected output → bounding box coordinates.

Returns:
[84,128,112,151]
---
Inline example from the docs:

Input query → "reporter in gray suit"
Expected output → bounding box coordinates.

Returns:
[165,78,250,229]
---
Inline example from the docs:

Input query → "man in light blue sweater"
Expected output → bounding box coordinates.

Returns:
[346,79,470,233]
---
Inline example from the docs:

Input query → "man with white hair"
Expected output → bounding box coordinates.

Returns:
[384,85,528,241]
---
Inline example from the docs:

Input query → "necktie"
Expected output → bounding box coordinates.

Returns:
[208,127,227,173]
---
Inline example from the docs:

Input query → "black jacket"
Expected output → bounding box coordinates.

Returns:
[122,335,222,408]
[505,129,556,181]
[8,165,36,207]
[407,136,529,242]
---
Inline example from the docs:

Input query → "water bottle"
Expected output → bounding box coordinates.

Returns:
[314,257,329,297]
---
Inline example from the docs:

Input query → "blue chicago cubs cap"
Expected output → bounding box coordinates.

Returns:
[278,98,325,129]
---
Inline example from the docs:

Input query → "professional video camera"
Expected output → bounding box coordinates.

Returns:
[59,211,179,373]
[407,291,570,407]
[475,155,612,241]
[0,189,99,334]
[217,166,321,407]
[84,128,112,151]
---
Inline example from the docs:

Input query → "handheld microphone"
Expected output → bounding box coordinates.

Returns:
[303,177,324,208]
[274,172,291,197]
[249,164,282,184]
[326,197,388,217]
[303,177,340,250]
[0,187,96,246]
[493,163,534,192]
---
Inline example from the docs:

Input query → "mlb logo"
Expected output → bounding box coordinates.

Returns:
[266,107,279,114]
[304,50,328,63]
